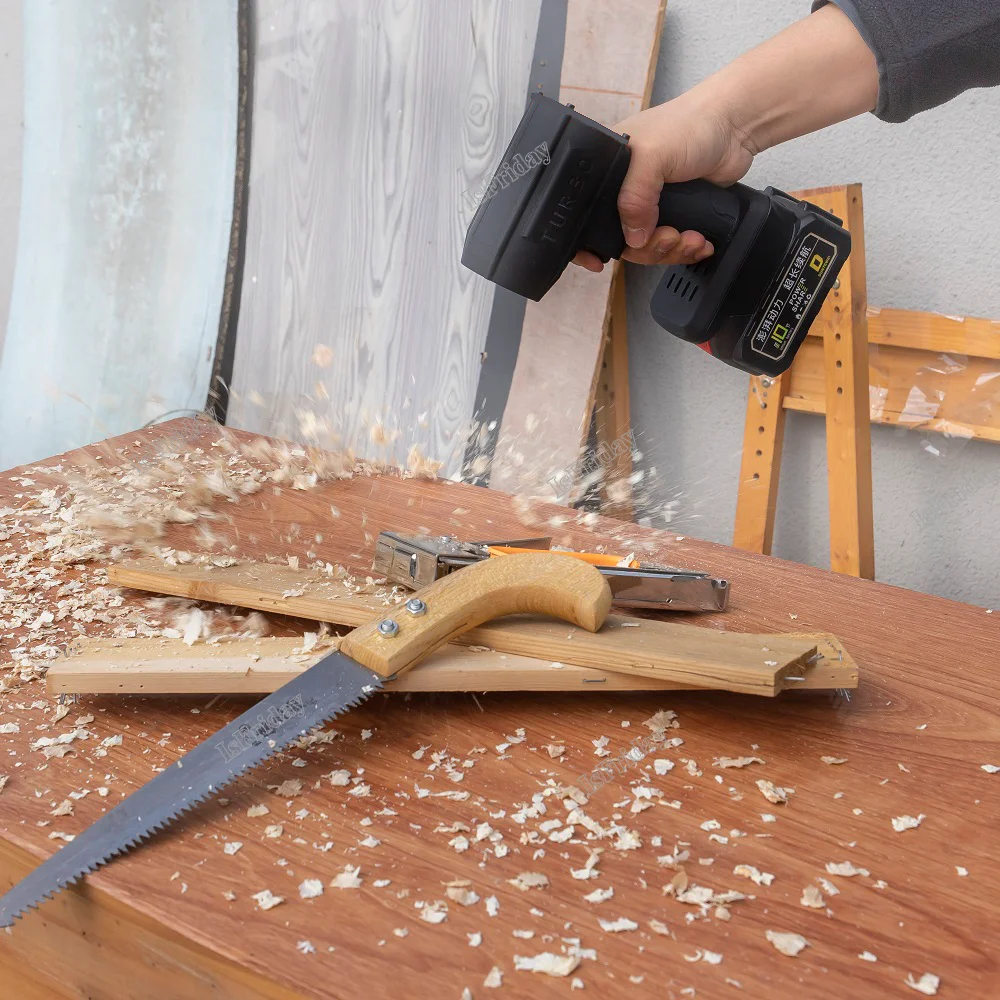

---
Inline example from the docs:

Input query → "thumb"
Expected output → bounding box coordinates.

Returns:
[617,144,667,249]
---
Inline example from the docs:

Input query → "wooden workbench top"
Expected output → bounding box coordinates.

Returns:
[1,418,997,999]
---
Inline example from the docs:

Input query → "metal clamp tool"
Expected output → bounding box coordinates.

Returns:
[373,531,729,613]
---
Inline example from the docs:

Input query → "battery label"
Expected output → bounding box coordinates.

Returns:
[750,233,838,362]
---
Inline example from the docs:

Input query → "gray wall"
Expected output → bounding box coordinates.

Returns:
[0,0,22,352]
[631,0,1000,608]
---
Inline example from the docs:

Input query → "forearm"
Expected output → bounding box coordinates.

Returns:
[690,5,878,156]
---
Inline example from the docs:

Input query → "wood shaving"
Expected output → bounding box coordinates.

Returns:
[467,932,482,947]
[826,861,868,877]
[684,949,723,965]
[714,756,765,769]
[311,344,334,368]
[483,967,503,988]
[269,778,303,798]
[653,759,674,775]
[892,813,925,832]
[648,918,671,936]
[800,885,825,908]
[247,804,269,818]
[223,841,243,856]
[821,756,848,765]
[485,895,499,917]
[765,930,809,957]
[859,951,878,962]
[326,769,351,786]
[905,973,940,995]
[756,779,789,804]
[445,885,480,907]
[583,887,613,903]
[598,917,638,933]
[513,953,581,977]
[0,775,7,794]
[419,900,448,924]
[545,744,567,758]
[734,864,774,887]
[299,879,324,899]
[981,764,1000,773]
[251,889,284,911]
[508,872,549,891]
[331,865,362,889]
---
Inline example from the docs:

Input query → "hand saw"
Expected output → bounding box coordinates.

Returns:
[0,552,611,928]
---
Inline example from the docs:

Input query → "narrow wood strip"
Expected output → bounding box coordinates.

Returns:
[107,560,844,694]
[47,634,858,696]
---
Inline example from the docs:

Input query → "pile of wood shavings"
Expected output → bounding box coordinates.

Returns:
[0,429,423,687]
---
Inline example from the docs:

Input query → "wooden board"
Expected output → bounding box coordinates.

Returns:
[46,633,855,696]
[227,0,542,475]
[2,418,999,999]
[107,558,834,696]
[489,0,667,496]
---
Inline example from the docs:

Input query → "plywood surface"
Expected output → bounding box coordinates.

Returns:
[1,418,999,1000]
[228,0,541,475]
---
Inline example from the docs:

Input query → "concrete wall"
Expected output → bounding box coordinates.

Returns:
[0,0,22,352]
[629,0,1000,609]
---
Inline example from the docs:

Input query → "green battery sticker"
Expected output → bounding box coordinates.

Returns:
[750,233,837,361]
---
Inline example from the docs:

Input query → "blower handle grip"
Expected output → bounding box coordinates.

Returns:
[656,179,744,253]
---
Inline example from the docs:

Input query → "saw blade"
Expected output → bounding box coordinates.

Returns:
[0,650,381,927]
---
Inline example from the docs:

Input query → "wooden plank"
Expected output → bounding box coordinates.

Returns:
[866,306,1000,361]
[4,418,1000,999]
[46,633,856,696]
[592,269,635,517]
[733,374,789,555]
[107,559,830,695]
[228,0,541,474]
[489,0,667,497]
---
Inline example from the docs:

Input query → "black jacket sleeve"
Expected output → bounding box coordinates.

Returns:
[813,1,1000,122]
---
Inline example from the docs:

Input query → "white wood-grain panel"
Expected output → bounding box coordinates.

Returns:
[229,0,541,474]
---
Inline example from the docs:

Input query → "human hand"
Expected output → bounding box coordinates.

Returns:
[574,89,754,272]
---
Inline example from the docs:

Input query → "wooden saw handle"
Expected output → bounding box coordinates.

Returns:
[339,552,612,677]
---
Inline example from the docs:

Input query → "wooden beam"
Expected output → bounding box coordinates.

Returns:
[47,633,858,697]
[865,306,1000,361]
[784,336,1000,442]
[106,559,849,695]
[733,374,789,555]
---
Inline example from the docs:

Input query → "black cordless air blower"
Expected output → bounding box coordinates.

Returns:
[461,94,850,377]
